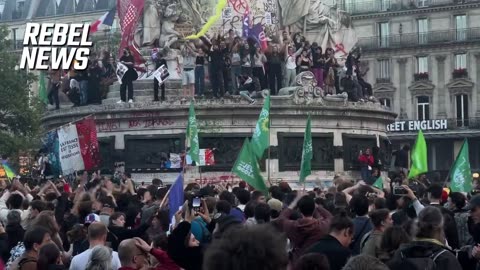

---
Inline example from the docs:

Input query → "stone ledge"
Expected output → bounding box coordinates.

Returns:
[42,96,397,130]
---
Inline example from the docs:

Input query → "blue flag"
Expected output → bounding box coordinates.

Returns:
[169,173,184,222]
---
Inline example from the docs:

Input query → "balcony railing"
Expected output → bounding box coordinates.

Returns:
[358,28,480,51]
[452,68,468,79]
[414,72,429,81]
[339,0,480,15]
[376,78,391,83]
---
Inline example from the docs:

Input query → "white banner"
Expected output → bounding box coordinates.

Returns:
[58,124,85,174]
[153,64,170,86]
[116,62,128,84]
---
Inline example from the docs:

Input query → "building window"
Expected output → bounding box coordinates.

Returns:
[378,22,389,48]
[343,0,354,12]
[379,0,390,11]
[11,28,17,50]
[455,53,467,69]
[379,98,391,108]
[417,18,428,44]
[417,56,428,73]
[456,95,469,127]
[0,1,5,20]
[455,15,467,41]
[417,96,430,120]
[417,0,429,7]
[377,59,390,82]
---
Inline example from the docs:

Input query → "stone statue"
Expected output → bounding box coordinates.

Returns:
[277,71,348,105]
[159,3,182,48]
[143,0,161,46]
[277,0,357,59]
[142,0,183,48]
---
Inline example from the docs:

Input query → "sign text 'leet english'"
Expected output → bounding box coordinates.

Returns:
[387,119,448,132]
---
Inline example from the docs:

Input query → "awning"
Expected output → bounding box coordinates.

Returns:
[386,130,480,140]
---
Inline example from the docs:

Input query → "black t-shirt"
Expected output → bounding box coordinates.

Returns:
[307,235,351,270]
[120,55,135,70]
[393,149,408,168]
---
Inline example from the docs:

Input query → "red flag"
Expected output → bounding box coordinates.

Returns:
[75,118,100,171]
[117,0,146,71]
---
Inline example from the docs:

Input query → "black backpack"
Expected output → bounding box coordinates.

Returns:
[389,248,448,270]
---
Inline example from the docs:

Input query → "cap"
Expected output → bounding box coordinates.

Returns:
[85,213,100,224]
[267,198,283,213]
[467,194,480,210]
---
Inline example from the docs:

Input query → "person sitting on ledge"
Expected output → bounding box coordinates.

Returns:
[238,74,261,105]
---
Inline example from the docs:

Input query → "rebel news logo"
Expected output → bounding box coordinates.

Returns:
[19,23,92,70]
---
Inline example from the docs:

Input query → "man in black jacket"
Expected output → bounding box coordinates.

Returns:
[427,183,459,249]
[208,43,227,98]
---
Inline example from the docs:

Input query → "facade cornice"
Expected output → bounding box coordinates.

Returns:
[361,45,480,59]
[351,3,480,20]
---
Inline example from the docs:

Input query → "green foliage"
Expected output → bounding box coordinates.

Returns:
[0,25,43,158]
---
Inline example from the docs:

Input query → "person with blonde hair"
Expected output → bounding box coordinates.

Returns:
[86,245,112,270]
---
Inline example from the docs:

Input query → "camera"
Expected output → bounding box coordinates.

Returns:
[393,186,408,196]
[192,197,201,208]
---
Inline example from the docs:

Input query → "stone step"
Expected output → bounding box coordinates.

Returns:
[106,88,187,99]
[102,91,232,104]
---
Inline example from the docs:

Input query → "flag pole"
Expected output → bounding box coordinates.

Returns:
[267,104,272,187]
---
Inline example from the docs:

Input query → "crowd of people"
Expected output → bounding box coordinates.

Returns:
[0,165,479,270]
[47,51,117,109]
[148,31,375,105]
[46,30,377,108]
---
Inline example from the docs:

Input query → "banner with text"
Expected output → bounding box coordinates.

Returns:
[58,124,85,174]
[57,118,100,175]
[387,119,448,132]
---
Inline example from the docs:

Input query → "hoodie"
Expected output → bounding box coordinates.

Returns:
[278,206,333,261]
[167,222,203,270]
[388,240,462,270]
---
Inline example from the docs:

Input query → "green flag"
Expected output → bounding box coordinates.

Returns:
[299,116,312,183]
[232,138,268,194]
[39,71,48,105]
[408,130,428,179]
[450,139,472,193]
[373,177,383,190]
[251,95,270,159]
[186,101,200,164]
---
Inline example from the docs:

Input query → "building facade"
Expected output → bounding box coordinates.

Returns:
[343,0,480,172]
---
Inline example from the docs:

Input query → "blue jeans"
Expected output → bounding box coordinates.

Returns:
[239,90,254,102]
[361,166,371,181]
[231,65,242,94]
[79,80,88,105]
[194,66,205,96]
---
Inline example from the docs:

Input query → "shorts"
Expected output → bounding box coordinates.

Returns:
[182,69,195,85]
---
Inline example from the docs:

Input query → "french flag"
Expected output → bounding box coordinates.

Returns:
[90,7,116,33]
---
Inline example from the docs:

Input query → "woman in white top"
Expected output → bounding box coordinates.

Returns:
[284,44,303,87]
[230,38,242,94]
[241,43,252,76]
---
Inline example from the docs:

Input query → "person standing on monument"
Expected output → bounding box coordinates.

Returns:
[118,48,138,104]
[152,48,168,102]
[180,42,196,101]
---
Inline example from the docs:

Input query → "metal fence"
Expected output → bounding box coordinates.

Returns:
[357,27,480,51]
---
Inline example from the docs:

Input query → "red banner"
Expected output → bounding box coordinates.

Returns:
[76,118,100,171]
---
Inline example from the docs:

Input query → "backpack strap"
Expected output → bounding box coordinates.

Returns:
[18,257,37,269]
[360,231,372,250]
[432,249,448,262]
[352,219,370,246]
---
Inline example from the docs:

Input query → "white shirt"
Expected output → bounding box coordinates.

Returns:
[285,47,303,70]
[285,55,297,70]
[0,190,33,228]
[70,247,121,270]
